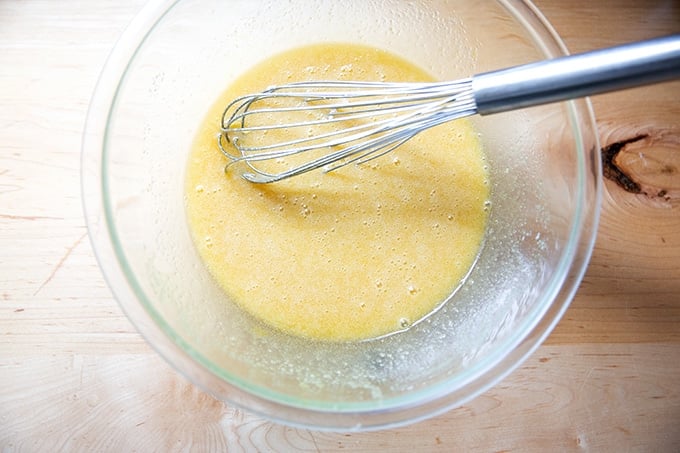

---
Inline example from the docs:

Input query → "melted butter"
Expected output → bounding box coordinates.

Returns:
[185,43,489,341]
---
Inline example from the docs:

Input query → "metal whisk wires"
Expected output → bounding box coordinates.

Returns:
[218,80,476,183]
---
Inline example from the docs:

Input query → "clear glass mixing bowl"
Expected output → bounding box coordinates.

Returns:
[82,0,601,430]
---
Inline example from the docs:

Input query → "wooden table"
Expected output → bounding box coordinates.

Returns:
[2,1,679,450]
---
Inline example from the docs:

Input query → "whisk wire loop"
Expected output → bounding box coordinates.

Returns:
[219,79,476,183]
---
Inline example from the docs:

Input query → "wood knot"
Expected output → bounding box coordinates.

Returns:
[600,129,679,202]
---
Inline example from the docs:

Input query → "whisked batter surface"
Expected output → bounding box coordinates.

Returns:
[185,43,489,341]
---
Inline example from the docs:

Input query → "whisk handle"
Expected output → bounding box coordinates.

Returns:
[472,35,680,115]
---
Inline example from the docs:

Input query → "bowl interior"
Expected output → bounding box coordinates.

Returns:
[86,0,600,429]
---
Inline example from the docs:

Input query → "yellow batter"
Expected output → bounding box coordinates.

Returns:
[185,43,489,341]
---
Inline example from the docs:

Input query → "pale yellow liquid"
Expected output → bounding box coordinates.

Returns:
[185,43,489,341]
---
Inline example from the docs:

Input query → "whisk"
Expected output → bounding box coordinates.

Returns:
[219,35,680,183]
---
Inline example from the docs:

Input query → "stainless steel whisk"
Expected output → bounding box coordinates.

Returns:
[219,35,680,183]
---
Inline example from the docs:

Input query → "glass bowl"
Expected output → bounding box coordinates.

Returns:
[82,0,601,431]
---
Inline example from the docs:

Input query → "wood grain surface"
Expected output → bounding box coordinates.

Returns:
[1,0,679,451]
